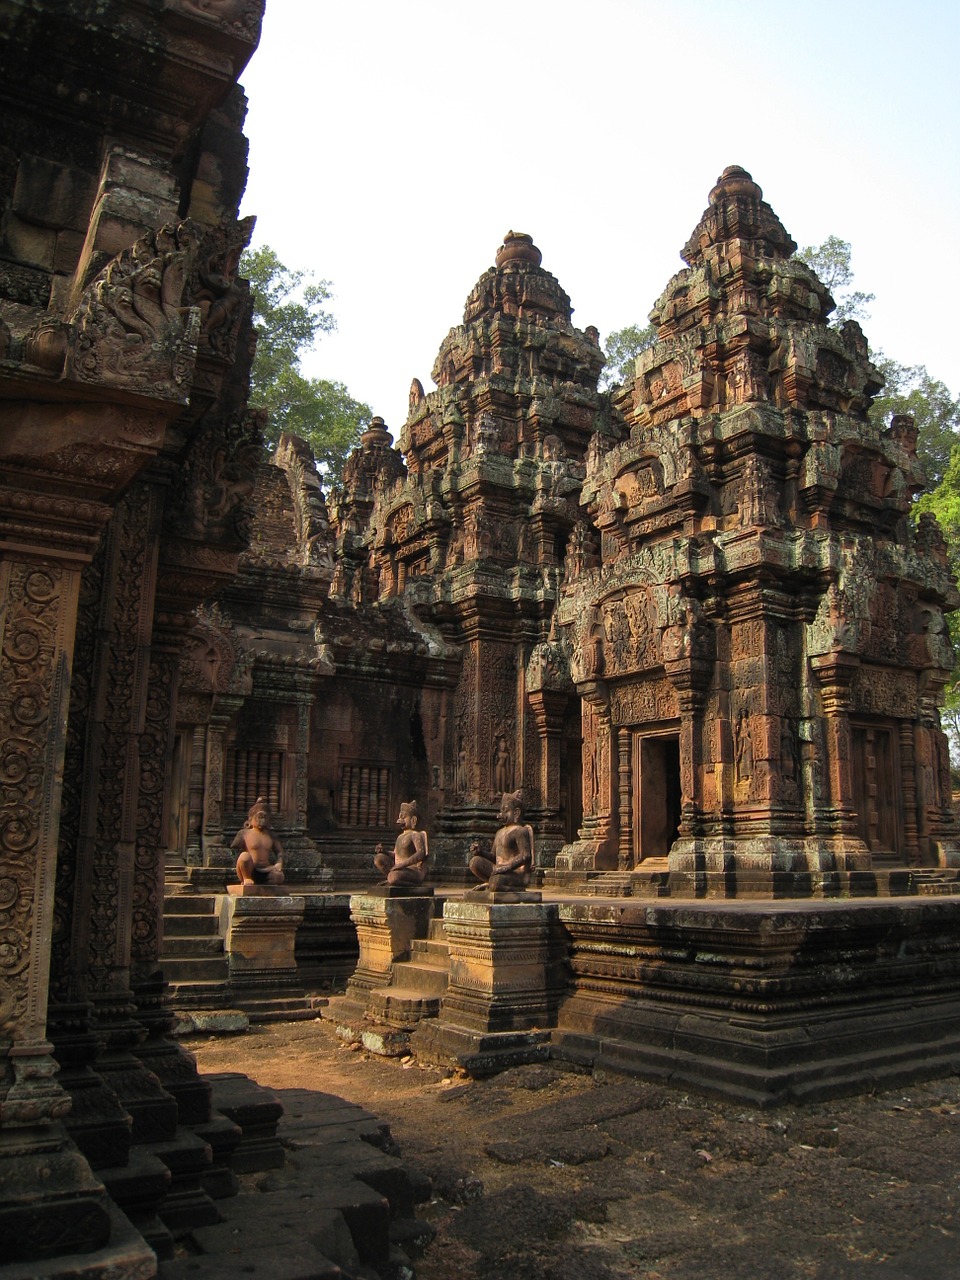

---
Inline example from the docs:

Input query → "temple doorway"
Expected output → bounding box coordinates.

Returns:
[561,708,583,845]
[633,731,682,861]
[851,722,903,859]
[167,730,191,857]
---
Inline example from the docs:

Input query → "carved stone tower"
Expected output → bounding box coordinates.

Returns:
[556,167,960,891]
[347,232,607,863]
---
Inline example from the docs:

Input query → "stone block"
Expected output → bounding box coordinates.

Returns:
[440,899,565,1033]
[12,154,98,231]
[1,210,56,270]
[554,896,960,1104]
[0,1199,156,1280]
[0,1131,112,1264]
[227,882,286,896]
[207,1072,284,1173]
[54,226,86,274]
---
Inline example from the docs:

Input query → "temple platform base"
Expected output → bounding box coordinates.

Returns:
[552,896,960,1105]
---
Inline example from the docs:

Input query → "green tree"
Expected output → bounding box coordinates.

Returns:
[600,322,657,389]
[242,245,371,478]
[796,235,874,324]
[915,445,960,763]
[870,356,960,489]
[797,237,960,487]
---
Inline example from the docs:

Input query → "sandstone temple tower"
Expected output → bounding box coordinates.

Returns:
[555,166,960,891]
[288,231,606,870]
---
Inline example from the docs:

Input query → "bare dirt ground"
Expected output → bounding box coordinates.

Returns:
[187,1019,960,1280]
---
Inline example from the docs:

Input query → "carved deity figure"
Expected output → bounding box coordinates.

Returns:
[374,801,429,886]
[455,738,468,794]
[493,734,512,793]
[469,790,535,891]
[734,710,753,785]
[232,797,284,886]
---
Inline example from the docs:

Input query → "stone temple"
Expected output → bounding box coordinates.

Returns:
[4,2,960,1275]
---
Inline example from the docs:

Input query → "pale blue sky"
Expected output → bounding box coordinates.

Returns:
[240,1,960,431]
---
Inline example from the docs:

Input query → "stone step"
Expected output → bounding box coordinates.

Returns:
[367,986,442,1026]
[166,980,232,1004]
[410,936,449,961]
[232,997,321,1024]
[388,959,448,995]
[163,894,221,915]
[162,935,225,958]
[582,872,634,896]
[162,956,230,984]
[426,916,449,942]
[163,912,220,937]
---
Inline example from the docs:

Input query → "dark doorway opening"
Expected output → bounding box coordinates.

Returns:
[635,733,681,861]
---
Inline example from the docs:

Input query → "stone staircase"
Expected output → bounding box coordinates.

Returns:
[161,874,320,1021]
[162,891,231,1009]
[367,916,450,1027]
[911,869,960,895]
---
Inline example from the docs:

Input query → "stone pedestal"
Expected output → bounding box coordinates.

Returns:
[216,893,307,1019]
[339,892,437,1016]
[413,898,565,1074]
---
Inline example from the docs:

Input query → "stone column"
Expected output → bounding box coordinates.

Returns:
[527,686,568,846]
[186,722,208,866]
[809,652,869,870]
[203,695,243,865]
[60,484,180,1151]
[617,726,633,870]
[555,684,618,870]
[0,487,128,1261]
[897,721,921,865]
[132,627,213,1126]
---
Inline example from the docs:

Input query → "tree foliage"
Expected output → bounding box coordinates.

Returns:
[796,235,875,324]
[870,357,960,489]
[916,452,960,764]
[242,245,371,479]
[796,238,960,487]
[600,322,656,389]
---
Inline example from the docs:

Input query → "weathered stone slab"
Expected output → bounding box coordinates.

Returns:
[206,1072,284,1173]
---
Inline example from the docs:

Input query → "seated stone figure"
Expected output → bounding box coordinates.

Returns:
[469,789,535,890]
[374,800,429,886]
[232,797,284,886]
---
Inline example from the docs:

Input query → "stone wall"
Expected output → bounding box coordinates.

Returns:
[0,0,266,1268]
